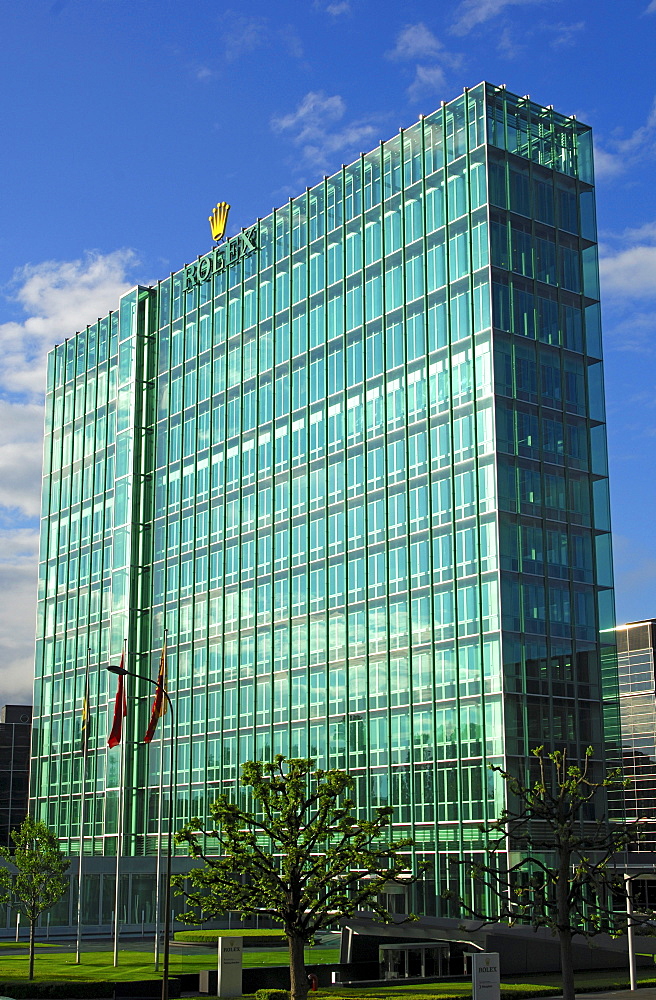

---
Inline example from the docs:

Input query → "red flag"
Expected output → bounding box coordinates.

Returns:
[143,640,167,743]
[108,653,127,749]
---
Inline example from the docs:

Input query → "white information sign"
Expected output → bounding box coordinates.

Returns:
[217,936,243,998]
[472,952,500,1000]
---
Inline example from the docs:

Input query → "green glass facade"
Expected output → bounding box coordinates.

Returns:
[31,82,616,928]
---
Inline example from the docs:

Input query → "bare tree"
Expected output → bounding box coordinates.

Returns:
[446,747,638,1000]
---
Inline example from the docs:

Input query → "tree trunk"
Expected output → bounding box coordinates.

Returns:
[556,847,575,1000]
[29,918,35,981]
[288,934,308,1000]
[559,929,575,1000]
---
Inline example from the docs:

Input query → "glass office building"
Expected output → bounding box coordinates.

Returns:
[616,620,656,852]
[31,82,616,928]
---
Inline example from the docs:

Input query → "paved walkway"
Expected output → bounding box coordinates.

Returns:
[552,992,656,1000]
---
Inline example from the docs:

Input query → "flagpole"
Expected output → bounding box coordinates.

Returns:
[162,686,176,1000]
[113,638,127,969]
[107,641,174,1000]
[154,629,167,972]
[153,731,164,971]
[75,648,91,964]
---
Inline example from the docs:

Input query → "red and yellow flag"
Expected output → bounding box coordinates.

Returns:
[107,652,127,749]
[143,640,167,743]
[81,661,91,754]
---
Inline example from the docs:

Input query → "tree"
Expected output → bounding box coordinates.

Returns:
[0,817,70,980]
[175,757,424,1000]
[448,747,637,1000]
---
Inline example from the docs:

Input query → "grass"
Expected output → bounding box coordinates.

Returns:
[0,948,653,994]
[0,947,339,983]
[246,948,338,967]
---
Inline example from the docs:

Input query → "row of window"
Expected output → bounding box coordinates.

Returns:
[488,155,593,229]
[35,631,502,721]
[34,755,499,841]
[155,525,498,604]
[153,411,495,513]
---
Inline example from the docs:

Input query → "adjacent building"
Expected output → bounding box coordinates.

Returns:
[30,82,617,929]
[616,619,656,852]
[0,705,32,847]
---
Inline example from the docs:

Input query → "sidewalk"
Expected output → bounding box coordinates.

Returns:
[555,992,656,1000]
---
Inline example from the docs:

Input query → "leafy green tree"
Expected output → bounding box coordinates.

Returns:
[0,817,70,979]
[448,747,637,1000]
[175,757,424,1000]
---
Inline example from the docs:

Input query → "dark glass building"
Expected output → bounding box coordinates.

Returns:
[30,82,617,929]
[0,705,32,847]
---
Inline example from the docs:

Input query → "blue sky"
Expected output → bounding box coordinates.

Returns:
[1,0,655,701]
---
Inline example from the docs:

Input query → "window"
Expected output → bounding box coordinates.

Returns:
[410,539,430,588]
[388,545,407,594]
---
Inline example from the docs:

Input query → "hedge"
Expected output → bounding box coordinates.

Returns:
[175,930,287,946]
[0,983,113,999]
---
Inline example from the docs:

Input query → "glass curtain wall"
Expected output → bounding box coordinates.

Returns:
[30,82,616,926]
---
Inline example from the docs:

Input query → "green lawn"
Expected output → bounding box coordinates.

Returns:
[0,947,338,983]
[0,946,653,995]
[248,948,338,966]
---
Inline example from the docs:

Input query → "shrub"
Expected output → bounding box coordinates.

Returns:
[174,929,287,946]
[253,990,290,1000]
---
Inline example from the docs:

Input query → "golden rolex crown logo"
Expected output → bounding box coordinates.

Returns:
[209,201,230,243]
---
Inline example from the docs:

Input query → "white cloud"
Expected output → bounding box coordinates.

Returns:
[594,95,656,180]
[600,223,656,300]
[387,23,444,60]
[451,0,552,35]
[623,221,656,242]
[278,26,304,60]
[496,26,524,58]
[600,245,656,298]
[220,13,303,62]
[326,1,350,12]
[271,91,379,173]
[603,307,656,356]
[1,250,137,402]
[222,15,269,62]
[494,16,581,59]
[0,401,44,518]
[0,528,40,705]
[273,92,345,135]
[593,146,627,181]
[194,65,217,82]
[0,250,137,704]
[407,65,448,101]
[599,225,656,360]
[549,20,584,46]
[387,23,461,103]
[646,1,656,12]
